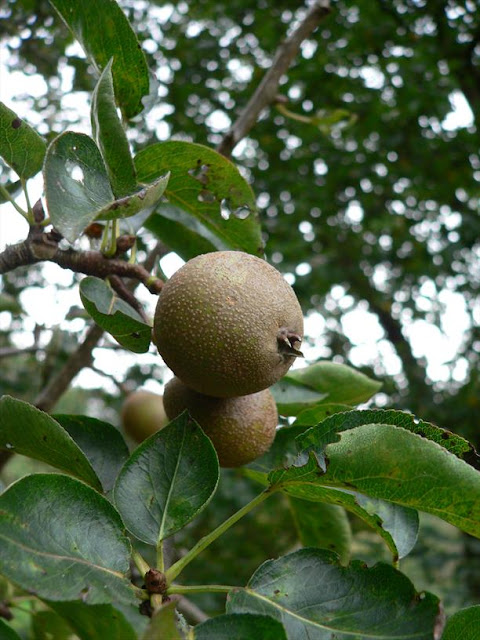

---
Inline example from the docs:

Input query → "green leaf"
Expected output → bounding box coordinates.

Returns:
[44,132,114,243]
[227,548,442,639]
[91,58,137,198]
[246,426,419,561]
[288,498,352,564]
[0,620,22,640]
[292,403,353,426]
[53,414,130,492]
[442,606,480,639]
[0,396,101,491]
[285,361,382,405]
[0,474,135,606]
[194,613,287,640]
[270,379,328,416]
[49,0,149,118]
[96,173,170,221]
[296,409,480,468]
[49,601,140,640]
[32,609,75,640]
[114,412,219,545]
[273,423,480,539]
[79,276,151,353]
[135,141,263,256]
[142,601,183,640]
[0,103,46,178]
[146,203,228,261]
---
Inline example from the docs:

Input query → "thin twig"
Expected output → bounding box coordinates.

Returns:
[216,0,331,157]
[89,363,128,394]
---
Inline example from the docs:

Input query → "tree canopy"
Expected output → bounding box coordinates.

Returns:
[1,0,480,636]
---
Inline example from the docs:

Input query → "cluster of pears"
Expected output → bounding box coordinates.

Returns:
[122,251,304,467]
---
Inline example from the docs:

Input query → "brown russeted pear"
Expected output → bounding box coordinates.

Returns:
[163,377,278,468]
[153,251,304,397]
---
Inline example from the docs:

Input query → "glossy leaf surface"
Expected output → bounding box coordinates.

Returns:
[53,414,130,492]
[296,409,480,469]
[135,141,262,255]
[228,548,442,639]
[44,132,114,243]
[272,423,480,538]
[114,412,219,545]
[0,396,101,491]
[91,58,137,197]
[285,361,382,406]
[79,276,151,353]
[0,474,135,606]
[247,425,419,561]
[49,0,149,118]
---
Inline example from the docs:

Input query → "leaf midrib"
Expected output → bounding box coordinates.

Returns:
[243,590,432,639]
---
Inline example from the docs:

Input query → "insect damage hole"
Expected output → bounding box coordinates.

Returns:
[65,160,85,183]
[220,198,251,220]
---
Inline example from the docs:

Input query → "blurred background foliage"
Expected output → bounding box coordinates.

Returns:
[1,0,480,625]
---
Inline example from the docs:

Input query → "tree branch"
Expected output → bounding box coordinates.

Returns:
[0,226,164,294]
[216,0,331,157]
[34,323,105,412]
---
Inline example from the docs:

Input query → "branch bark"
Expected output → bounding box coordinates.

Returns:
[216,0,331,157]
[0,226,164,294]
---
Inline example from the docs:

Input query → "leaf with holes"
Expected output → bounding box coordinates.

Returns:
[0,474,136,606]
[49,0,149,118]
[272,423,480,539]
[44,132,114,243]
[96,173,170,221]
[114,412,219,545]
[296,408,480,469]
[246,425,419,561]
[227,549,443,639]
[0,102,46,178]
[79,276,151,353]
[0,396,102,491]
[135,141,263,255]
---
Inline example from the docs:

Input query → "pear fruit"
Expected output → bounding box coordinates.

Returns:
[153,251,303,397]
[121,390,168,443]
[163,377,278,468]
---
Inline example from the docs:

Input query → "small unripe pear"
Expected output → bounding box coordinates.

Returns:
[153,251,304,397]
[163,377,278,468]
[121,390,168,443]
